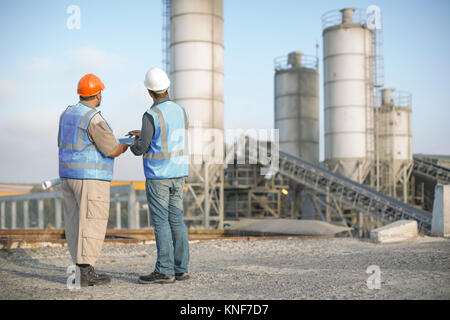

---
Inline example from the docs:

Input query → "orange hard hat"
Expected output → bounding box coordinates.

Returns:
[77,73,105,97]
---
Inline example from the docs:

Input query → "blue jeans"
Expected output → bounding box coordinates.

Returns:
[145,177,189,275]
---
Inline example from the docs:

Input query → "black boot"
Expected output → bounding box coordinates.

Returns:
[77,264,111,287]
[175,273,190,281]
[138,272,175,284]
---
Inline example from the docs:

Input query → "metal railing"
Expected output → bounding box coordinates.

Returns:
[393,91,412,108]
[0,192,63,230]
[321,8,368,30]
[274,54,318,71]
[0,184,149,230]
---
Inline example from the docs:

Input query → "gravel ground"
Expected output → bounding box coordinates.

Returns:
[0,236,449,300]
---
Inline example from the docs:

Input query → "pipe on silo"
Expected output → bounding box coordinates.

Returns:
[382,88,395,106]
[341,8,355,24]
[288,51,303,68]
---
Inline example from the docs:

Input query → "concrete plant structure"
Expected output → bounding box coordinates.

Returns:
[376,88,413,202]
[2,3,446,240]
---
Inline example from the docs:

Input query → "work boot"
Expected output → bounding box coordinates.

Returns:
[175,273,190,281]
[78,264,111,287]
[138,272,175,284]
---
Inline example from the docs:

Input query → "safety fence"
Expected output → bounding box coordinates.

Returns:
[0,185,148,230]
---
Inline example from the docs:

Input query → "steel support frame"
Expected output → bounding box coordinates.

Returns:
[246,140,432,235]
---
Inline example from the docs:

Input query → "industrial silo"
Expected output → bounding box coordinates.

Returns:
[170,0,224,162]
[322,8,375,182]
[274,51,319,164]
[169,0,224,229]
[377,88,412,200]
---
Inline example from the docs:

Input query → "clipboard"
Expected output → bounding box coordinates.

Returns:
[118,137,134,145]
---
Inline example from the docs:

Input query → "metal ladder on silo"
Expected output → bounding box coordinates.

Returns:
[412,157,450,185]
[246,142,432,235]
[161,0,172,76]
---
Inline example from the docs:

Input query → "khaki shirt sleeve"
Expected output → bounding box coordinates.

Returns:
[86,113,119,157]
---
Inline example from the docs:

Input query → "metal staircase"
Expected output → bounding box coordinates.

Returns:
[247,142,432,235]
[413,157,450,185]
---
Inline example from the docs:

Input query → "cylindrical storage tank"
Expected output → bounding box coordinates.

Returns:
[274,52,319,164]
[170,0,224,163]
[379,89,412,175]
[322,8,374,181]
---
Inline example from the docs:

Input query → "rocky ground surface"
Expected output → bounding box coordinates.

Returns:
[0,236,449,300]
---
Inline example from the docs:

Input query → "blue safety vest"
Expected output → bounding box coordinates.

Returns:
[58,103,115,181]
[143,99,189,179]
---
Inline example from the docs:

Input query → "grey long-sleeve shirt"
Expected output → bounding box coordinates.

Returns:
[130,98,172,156]
[130,113,155,156]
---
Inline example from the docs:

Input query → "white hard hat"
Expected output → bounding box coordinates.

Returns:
[144,67,170,93]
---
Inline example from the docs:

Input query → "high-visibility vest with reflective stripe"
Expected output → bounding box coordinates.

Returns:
[58,103,115,181]
[143,99,189,179]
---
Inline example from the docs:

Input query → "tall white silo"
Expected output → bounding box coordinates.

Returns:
[169,0,224,229]
[274,51,319,164]
[377,88,412,200]
[322,8,375,182]
[170,0,224,162]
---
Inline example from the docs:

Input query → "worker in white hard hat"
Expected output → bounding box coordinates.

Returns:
[127,67,190,284]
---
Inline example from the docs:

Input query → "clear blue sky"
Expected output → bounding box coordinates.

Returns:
[0,0,449,183]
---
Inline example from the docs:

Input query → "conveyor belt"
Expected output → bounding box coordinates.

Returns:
[413,157,450,185]
[248,144,432,234]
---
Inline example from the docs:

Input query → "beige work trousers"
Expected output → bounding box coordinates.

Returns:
[61,178,110,265]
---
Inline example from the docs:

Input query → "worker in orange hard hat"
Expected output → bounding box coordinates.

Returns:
[77,73,105,105]
[58,73,129,287]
